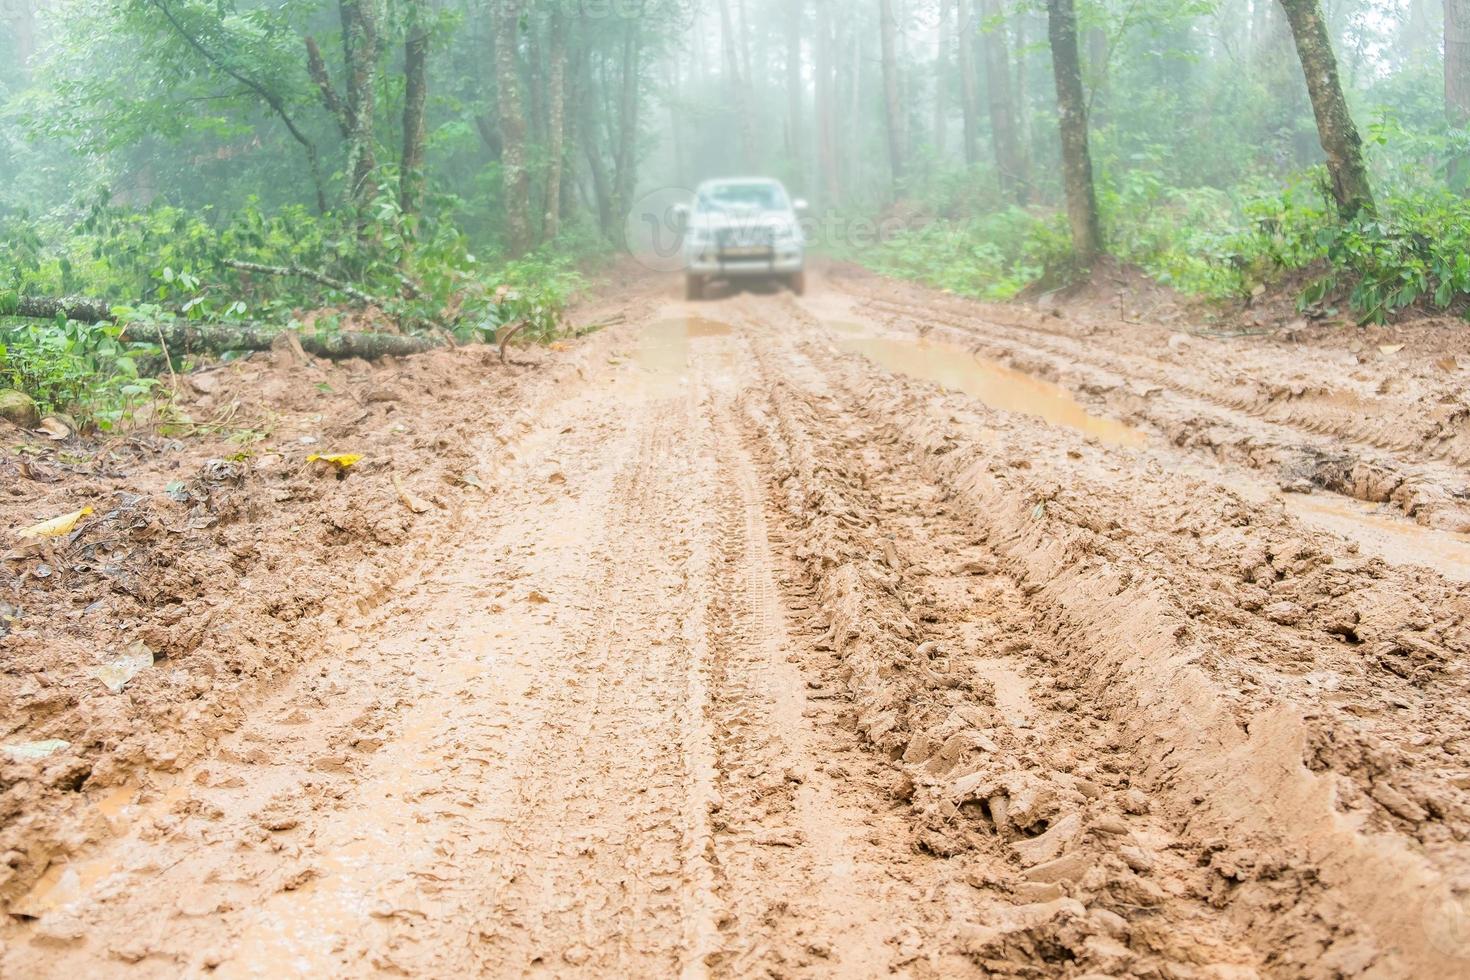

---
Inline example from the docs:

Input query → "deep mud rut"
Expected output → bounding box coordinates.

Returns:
[6,270,1470,978]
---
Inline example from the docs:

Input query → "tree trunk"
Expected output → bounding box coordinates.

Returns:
[399,0,430,219]
[814,0,841,204]
[956,0,980,166]
[340,0,380,208]
[144,322,436,360]
[544,6,568,241]
[718,0,756,169]
[612,22,643,242]
[934,0,951,159]
[1045,0,1102,263]
[1448,0,1470,125]
[981,0,1025,202]
[495,0,534,256]
[787,0,806,176]
[879,0,906,192]
[1278,0,1375,218]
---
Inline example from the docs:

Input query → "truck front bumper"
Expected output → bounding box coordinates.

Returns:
[687,247,805,279]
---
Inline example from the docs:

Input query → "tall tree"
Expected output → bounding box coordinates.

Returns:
[1045,0,1102,262]
[1277,0,1375,218]
[934,0,951,159]
[340,0,380,206]
[956,0,980,166]
[814,0,841,203]
[879,0,907,191]
[543,5,568,241]
[1449,0,1470,126]
[399,0,430,219]
[717,0,756,168]
[787,0,806,176]
[495,0,533,256]
[981,0,1025,201]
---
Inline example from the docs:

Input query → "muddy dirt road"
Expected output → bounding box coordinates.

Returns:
[5,269,1470,977]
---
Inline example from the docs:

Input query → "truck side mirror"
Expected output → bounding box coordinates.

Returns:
[672,204,690,231]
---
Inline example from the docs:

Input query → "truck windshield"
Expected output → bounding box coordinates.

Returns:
[697,182,788,213]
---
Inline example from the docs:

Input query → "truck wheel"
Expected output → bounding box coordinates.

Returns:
[686,274,705,301]
[788,271,807,296]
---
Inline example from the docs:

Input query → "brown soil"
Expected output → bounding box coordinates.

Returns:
[4,268,1470,978]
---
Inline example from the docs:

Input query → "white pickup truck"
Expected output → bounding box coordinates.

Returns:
[677,178,808,300]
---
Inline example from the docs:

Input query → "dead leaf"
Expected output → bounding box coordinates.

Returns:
[393,474,432,514]
[92,641,154,694]
[457,471,487,492]
[527,590,551,605]
[36,417,73,441]
[1436,356,1460,373]
[1378,344,1405,356]
[16,506,93,541]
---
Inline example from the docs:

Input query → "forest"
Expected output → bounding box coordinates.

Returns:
[0,0,1467,425]
[10,3,1470,975]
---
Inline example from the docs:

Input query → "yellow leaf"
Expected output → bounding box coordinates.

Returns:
[17,506,93,541]
[307,453,363,470]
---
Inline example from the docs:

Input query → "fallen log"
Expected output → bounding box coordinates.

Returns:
[2,295,116,324]
[137,320,438,360]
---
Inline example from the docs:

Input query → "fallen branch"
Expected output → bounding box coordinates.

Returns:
[497,320,530,364]
[223,260,384,309]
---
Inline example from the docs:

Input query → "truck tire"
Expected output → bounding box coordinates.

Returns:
[686,274,705,301]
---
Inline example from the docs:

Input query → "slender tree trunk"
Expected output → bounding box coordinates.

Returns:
[544,5,568,241]
[1277,0,1375,218]
[1448,0,1470,125]
[340,0,380,208]
[1045,0,1102,262]
[956,0,980,166]
[578,52,614,238]
[934,0,951,159]
[495,0,533,256]
[879,0,906,193]
[981,0,1025,202]
[612,21,643,238]
[399,0,430,219]
[718,0,756,169]
[1015,8,1033,181]
[814,0,841,204]
[787,0,806,176]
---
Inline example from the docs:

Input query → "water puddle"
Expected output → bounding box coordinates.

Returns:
[832,329,1145,447]
[1283,493,1470,583]
[635,317,733,373]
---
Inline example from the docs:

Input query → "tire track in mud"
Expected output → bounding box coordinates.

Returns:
[704,412,979,978]
[838,288,1470,531]
[736,337,1264,977]
[752,306,1470,976]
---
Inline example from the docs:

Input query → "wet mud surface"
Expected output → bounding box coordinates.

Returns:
[4,270,1470,977]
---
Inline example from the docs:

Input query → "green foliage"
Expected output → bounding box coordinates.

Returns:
[0,317,160,429]
[838,207,1059,301]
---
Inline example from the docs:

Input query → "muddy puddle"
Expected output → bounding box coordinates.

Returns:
[1283,493,1470,582]
[830,325,1145,447]
[634,317,735,378]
